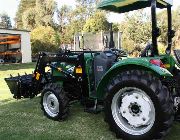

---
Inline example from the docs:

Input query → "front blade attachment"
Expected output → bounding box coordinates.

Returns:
[5,74,33,99]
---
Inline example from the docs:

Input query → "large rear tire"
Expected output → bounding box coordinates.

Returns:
[41,83,69,121]
[104,70,174,140]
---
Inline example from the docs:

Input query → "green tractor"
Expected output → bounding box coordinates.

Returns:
[5,0,180,139]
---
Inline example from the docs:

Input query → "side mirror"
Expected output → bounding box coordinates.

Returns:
[78,35,84,49]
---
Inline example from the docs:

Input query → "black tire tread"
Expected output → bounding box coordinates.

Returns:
[41,83,69,121]
[104,70,174,140]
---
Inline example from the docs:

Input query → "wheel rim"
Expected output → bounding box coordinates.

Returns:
[111,87,155,136]
[43,91,59,117]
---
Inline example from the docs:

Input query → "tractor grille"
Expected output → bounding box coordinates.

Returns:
[174,50,180,64]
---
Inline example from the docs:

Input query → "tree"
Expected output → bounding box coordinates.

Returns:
[15,0,36,29]
[58,5,71,34]
[157,10,169,45]
[22,8,36,30]
[75,0,97,19]
[57,0,104,44]
[157,7,180,49]
[83,11,109,32]
[0,13,12,28]
[15,0,57,30]
[35,0,57,27]
[173,6,180,49]
[31,26,60,54]
[112,23,119,32]
[119,10,151,52]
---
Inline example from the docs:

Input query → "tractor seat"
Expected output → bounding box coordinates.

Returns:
[174,50,180,64]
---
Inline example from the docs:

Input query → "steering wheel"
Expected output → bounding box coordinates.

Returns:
[140,43,153,57]
[110,48,127,57]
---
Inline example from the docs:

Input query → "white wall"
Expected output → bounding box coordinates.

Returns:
[0,29,32,63]
[20,32,32,63]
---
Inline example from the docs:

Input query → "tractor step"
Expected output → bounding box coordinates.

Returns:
[84,99,104,114]
[174,50,180,64]
[84,105,104,114]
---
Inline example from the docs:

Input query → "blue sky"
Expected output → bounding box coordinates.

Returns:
[0,0,179,25]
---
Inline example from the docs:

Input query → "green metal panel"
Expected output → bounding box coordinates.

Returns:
[97,0,173,13]
[84,53,96,95]
[95,57,173,100]
[160,54,176,72]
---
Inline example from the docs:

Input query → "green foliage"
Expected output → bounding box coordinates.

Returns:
[15,0,180,53]
[58,0,98,44]
[58,5,71,33]
[112,23,119,32]
[16,0,59,54]
[173,7,180,49]
[157,10,168,44]
[119,10,151,52]
[22,8,36,30]
[83,11,109,32]
[157,7,180,49]
[15,0,56,30]
[35,0,57,27]
[0,13,12,28]
[15,0,36,29]
[31,26,60,54]
[158,43,166,55]
[119,7,180,53]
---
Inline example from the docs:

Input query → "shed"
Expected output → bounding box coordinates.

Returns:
[0,28,32,63]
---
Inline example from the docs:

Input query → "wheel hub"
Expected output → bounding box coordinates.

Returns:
[128,102,141,116]
[112,87,155,135]
[43,91,59,117]
[120,92,152,127]
[50,100,55,108]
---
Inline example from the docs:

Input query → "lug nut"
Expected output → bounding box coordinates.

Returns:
[142,118,146,121]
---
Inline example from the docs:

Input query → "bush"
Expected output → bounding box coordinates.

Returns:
[31,26,60,54]
[158,42,166,55]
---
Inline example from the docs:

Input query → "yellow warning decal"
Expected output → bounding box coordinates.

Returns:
[75,67,82,74]
[35,72,40,80]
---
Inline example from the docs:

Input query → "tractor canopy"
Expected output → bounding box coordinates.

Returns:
[97,0,173,13]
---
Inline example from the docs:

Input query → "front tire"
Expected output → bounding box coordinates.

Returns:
[41,83,69,121]
[104,70,174,140]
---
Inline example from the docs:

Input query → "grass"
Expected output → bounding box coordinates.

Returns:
[0,63,180,140]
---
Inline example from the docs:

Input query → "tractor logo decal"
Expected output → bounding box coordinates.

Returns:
[67,66,75,73]
[97,66,103,72]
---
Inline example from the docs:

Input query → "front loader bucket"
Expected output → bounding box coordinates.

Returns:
[5,74,33,99]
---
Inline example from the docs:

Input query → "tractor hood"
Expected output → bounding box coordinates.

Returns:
[97,0,173,13]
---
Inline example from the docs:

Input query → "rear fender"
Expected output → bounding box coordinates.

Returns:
[95,58,173,100]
